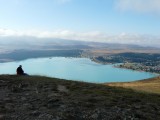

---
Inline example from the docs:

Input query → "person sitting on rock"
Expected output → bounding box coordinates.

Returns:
[16,65,25,75]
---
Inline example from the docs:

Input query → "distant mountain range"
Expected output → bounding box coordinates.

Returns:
[0,36,159,63]
[0,36,159,53]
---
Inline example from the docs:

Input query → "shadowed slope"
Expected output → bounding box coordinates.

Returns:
[0,75,160,120]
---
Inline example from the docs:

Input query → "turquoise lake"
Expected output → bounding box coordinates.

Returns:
[0,57,158,83]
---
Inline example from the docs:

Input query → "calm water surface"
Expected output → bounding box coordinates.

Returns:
[0,57,157,83]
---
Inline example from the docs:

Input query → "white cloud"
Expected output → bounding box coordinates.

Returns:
[0,28,160,47]
[115,0,160,14]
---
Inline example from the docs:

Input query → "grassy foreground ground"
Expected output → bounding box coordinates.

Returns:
[106,76,160,94]
[0,75,160,120]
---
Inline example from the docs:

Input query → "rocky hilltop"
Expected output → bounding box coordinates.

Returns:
[0,75,160,120]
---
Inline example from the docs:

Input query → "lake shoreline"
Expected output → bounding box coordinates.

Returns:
[0,57,157,83]
[1,55,159,75]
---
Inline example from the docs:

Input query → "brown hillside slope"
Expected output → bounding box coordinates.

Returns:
[106,76,160,94]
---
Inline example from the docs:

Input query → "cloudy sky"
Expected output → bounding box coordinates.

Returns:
[0,0,160,47]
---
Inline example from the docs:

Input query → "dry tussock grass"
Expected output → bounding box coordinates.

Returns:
[106,76,160,94]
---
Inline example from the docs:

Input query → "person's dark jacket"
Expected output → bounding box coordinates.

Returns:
[17,66,24,75]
